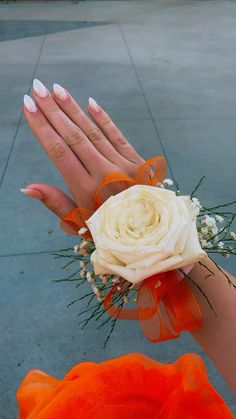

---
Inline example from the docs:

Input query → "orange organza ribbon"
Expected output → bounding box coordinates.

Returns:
[61,155,167,234]
[61,156,202,342]
[104,271,201,342]
[17,353,233,419]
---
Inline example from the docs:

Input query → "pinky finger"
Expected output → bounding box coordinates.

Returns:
[20,184,77,235]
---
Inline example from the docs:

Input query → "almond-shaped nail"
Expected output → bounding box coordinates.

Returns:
[88,97,100,113]
[23,95,37,113]
[20,188,43,200]
[53,83,68,101]
[33,79,48,98]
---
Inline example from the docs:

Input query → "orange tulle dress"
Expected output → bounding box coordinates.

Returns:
[17,352,233,419]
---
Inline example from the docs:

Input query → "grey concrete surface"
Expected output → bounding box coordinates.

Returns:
[0,1,235,417]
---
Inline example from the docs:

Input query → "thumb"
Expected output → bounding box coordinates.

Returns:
[20,183,77,235]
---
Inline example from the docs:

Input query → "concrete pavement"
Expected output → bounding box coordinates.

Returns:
[0,1,236,416]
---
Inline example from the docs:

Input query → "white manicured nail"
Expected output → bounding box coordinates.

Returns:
[88,97,100,113]
[53,83,68,101]
[23,95,37,112]
[33,79,48,98]
[20,188,43,200]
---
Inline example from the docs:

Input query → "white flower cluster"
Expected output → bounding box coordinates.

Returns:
[74,228,95,258]
[91,283,102,301]
[163,178,174,186]
[189,197,202,217]
[74,233,129,303]
[74,239,90,257]
[198,214,224,249]
[230,232,236,241]
[191,197,202,210]
[73,233,105,301]
[80,256,104,301]
[160,178,174,189]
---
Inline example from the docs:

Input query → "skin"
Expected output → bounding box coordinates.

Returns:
[23,85,143,213]
[23,82,236,393]
[190,260,236,393]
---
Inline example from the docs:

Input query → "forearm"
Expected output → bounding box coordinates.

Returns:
[188,256,236,392]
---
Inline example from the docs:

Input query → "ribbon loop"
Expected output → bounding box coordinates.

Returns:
[103,282,140,320]
[61,208,93,237]
[93,172,136,208]
[103,271,202,343]
[135,155,167,186]
[62,155,167,232]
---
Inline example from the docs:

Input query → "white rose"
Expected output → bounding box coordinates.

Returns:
[86,185,206,285]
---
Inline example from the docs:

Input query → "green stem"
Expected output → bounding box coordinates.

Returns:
[190,176,206,199]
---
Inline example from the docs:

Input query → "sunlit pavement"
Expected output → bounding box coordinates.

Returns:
[0,1,235,416]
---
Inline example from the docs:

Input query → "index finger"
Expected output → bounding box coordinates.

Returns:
[23,94,90,203]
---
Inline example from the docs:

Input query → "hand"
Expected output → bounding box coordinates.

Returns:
[22,80,143,226]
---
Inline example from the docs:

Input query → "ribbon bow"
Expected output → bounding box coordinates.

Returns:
[62,156,202,342]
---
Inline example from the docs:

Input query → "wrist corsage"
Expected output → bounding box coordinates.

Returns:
[54,156,236,346]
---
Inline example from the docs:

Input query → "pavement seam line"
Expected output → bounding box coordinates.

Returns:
[118,23,178,187]
[0,249,66,258]
[0,34,47,189]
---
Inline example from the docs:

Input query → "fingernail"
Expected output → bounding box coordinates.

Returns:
[33,79,48,98]
[23,95,37,113]
[20,188,43,200]
[53,83,68,101]
[88,97,100,113]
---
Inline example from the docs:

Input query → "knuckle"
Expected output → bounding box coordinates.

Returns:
[70,108,82,118]
[65,128,84,146]
[102,117,112,129]
[49,141,68,160]
[46,199,59,214]
[115,135,127,146]
[88,128,103,143]
[87,184,97,197]
[33,115,48,128]
[46,104,59,114]
[100,163,117,177]
[47,199,62,215]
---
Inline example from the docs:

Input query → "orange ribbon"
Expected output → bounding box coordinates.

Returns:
[61,155,166,234]
[104,271,201,342]
[62,155,202,342]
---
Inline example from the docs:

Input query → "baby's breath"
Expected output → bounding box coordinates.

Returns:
[230,232,236,241]
[163,178,174,186]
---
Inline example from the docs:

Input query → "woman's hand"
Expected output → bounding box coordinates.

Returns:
[22,79,143,222]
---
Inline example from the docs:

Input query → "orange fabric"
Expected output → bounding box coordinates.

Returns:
[61,207,94,237]
[94,155,167,208]
[135,155,166,186]
[104,272,202,342]
[93,172,136,208]
[17,353,233,419]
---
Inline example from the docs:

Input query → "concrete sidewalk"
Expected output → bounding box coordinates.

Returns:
[0,1,236,417]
